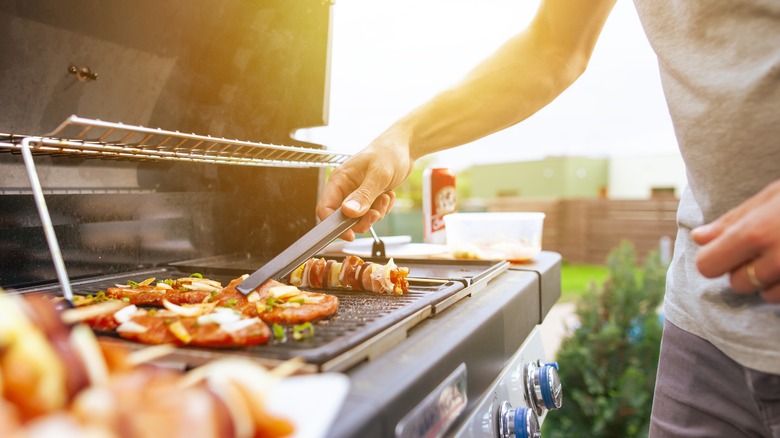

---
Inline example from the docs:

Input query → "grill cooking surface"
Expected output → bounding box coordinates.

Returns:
[20,259,496,371]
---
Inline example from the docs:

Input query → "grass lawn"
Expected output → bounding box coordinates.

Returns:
[560,263,608,302]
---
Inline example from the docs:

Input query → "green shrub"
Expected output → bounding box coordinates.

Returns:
[542,241,667,437]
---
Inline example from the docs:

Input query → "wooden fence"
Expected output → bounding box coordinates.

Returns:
[488,197,679,264]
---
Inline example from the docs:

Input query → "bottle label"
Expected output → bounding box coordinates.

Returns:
[424,168,456,244]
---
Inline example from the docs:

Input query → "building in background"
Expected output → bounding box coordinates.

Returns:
[465,154,686,202]
[607,155,686,199]
[467,156,608,200]
[374,154,687,254]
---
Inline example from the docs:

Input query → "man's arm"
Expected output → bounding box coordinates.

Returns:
[403,0,617,157]
[317,0,617,239]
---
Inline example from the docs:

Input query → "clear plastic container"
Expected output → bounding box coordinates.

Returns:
[443,212,545,262]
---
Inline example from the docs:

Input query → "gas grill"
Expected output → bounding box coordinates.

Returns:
[0,2,563,437]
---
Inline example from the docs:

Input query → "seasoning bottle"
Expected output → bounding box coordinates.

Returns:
[422,167,457,244]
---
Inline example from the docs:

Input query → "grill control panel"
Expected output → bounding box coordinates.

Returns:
[452,328,563,437]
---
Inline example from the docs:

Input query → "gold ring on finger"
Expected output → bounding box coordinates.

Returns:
[746,264,765,289]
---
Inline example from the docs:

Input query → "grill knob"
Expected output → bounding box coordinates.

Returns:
[498,401,540,438]
[523,360,562,416]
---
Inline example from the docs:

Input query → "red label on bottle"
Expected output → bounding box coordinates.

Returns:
[424,168,456,243]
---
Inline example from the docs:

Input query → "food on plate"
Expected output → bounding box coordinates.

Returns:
[450,240,541,262]
[288,256,410,295]
[0,292,295,438]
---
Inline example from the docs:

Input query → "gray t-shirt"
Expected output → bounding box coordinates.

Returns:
[632,0,780,373]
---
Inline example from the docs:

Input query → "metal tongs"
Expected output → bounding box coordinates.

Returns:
[368,226,386,258]
[236,207,360,295]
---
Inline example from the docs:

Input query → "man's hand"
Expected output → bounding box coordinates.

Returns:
[315,0,618,240]
[316,130,414,241]
[692,180,780,303]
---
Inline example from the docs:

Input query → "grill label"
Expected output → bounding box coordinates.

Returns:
[395,363,468,438]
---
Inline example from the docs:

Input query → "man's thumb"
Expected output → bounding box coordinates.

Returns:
[343,185,380,216]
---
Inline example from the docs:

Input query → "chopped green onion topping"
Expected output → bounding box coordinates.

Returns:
[226,298,238,308]
[272,323,286,340]
[289,297,305,304]
[127,280,140,288]
[121,297,130,302]
[292,322,315,341]
[163,278,176,286]
[264,296,283,312]
[191,273,203,278]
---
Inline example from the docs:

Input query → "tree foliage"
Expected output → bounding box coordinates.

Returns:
[543,241,667,437]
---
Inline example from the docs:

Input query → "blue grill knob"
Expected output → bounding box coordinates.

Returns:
[523,360,563,416]
[498,401,540,438]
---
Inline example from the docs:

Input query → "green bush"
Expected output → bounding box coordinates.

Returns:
[543,241,667,437]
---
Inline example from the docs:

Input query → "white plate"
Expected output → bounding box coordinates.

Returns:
[265,373,350,438]
[322,235,412,253]
[342,243,449,258]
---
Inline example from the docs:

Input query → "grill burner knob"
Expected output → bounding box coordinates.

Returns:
[498,401,540,438]
[523,360,562,416]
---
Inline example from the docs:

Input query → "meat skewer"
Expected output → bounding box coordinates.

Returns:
[288,256,410,295]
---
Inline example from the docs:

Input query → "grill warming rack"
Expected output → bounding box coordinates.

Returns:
[0,115,351,167]
[0,115,352,302]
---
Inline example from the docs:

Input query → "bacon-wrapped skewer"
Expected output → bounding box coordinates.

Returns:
[288,256,410,295]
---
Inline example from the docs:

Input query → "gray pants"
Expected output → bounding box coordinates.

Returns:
[650,320,780,437]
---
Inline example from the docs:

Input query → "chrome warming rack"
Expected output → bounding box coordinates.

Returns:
[0,115,351,302]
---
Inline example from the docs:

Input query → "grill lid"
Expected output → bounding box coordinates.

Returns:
[0,0,333,143]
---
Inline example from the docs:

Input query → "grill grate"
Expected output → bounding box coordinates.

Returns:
[23,268,465,372]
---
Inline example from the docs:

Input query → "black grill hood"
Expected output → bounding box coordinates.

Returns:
[0,0,332,144]
[0,0,334,289]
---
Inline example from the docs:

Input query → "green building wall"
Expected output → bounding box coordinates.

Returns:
[468,156,608,199]
[366,156,608,242]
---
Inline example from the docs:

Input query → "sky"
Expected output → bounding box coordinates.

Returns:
[297,0,680,170]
